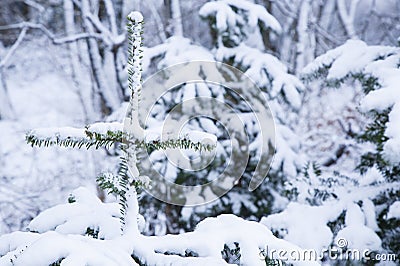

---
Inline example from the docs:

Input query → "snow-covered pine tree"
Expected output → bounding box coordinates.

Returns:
[302,39,400,258]
[0,11,317,266]
[261,40,400,262]
[138,0,306,234]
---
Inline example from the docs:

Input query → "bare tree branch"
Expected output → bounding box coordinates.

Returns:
[0,22,107,46]
[23,0,45,12]
[270,0,297,18]
[0,27,27,68]
[312,22,342,46]
[337,0,360,39]
[145,0,167,42]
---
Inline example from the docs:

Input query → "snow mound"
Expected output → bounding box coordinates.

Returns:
[335,204,381,251]
[261,202,342,252]
[28,187,121,240]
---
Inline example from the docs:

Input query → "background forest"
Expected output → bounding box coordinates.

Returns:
[0,0,399,265]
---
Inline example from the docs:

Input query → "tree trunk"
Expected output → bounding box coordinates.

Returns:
[295,0,316,74]
[165,0,183,37]
[337,0,360,39]
[81,0,120,116]
[64,0,96,122]
[316,0,337,55]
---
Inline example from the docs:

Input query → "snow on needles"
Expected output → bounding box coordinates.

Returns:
[0,231,136,266]
[127,11,143,23]
[30,122,124,141]
[27,187,121,240]
[0,188,319,265]
[261,202,343,252]
[335,203,382,251]
[87,122,124,134]
[216,44,304,109]
[302,40,400,164]
[199,0,282,34]
[134,214,319,266]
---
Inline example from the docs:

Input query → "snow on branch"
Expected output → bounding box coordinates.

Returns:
[0,187,319,265]
[26,122,124,149]
[0,231,137,266]
[143,36,214,72]
[199,0,281,34]
[216,44,304,109]
[27,187,121,240]
[302,40,399,81]
[301,40,400,163]
[26,122,216,152]
[135,214,319,266]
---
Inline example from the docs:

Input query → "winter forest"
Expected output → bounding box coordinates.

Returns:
[0,0,399,265]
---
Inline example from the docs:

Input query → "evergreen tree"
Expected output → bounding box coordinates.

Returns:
[0,11,312,266]
[138,0,306,234]
[267,39,400,260]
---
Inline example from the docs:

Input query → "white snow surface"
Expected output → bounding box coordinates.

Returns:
[30,122,124,142]
[386,201,400,219]
[87,122,124,134]
[335,203,382,251]
[0,187,320,266]
[261,202,342,252]
[31,126,86,140]
[127,11,143,23]
[0,231,136,266]
[135,214,319,266]
[28,187,121,240]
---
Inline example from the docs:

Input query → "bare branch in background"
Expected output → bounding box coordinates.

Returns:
[270,0,297,18]
[169,0,183,36]
[23,0,45,13]
[0,27,28,68]
[145,1,167,42]
[80,0,121,115]
[337,0,360,39]
[63,0,96,122]
[0,22,106,45]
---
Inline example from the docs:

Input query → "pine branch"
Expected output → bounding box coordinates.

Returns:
[26,123,125,149]
[116,156,129,226]
[26,124,215,152]
[96,172,123,196]
[136,138,215,152]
